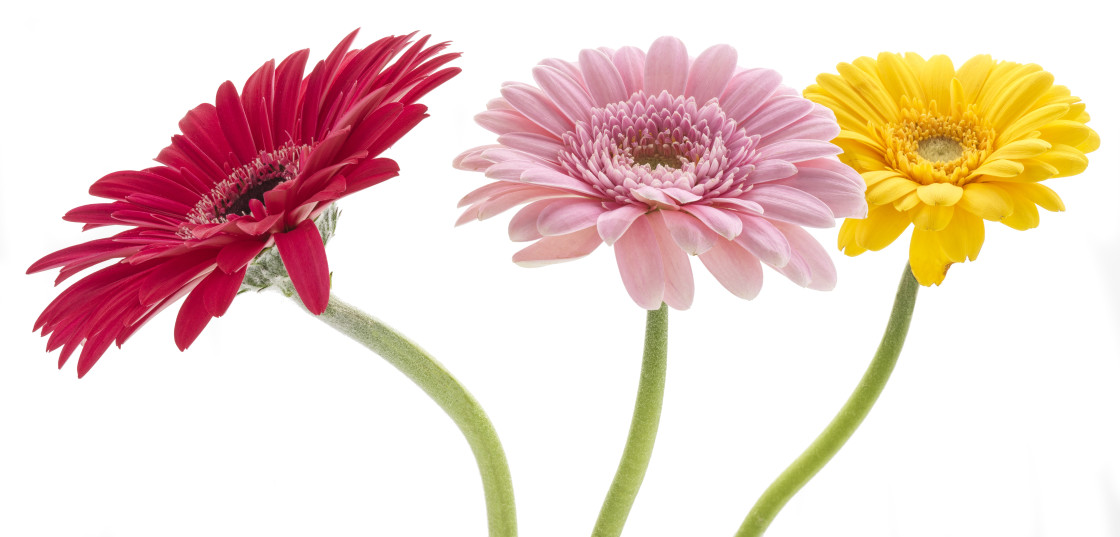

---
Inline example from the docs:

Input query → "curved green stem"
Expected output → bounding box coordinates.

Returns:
[284,289,517,537]
[736,264,919,537]
[592,303,669,537]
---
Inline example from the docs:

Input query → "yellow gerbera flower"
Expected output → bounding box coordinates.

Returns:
[805,53,1099,285]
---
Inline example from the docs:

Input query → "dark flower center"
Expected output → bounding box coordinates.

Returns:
[185,144,305,226]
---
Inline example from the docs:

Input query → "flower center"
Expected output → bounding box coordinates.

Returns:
[557,91,759,207]
[186,144,306,225]
[916,136,963,162]
[882,105,994,185]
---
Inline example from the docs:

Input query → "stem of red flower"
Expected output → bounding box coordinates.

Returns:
[284,288,517,537]
[735,264,918,537]
[591,303,669,537]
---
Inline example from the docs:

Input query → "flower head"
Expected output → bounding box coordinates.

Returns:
[454,37,866,309]
[28,30,460,376]
[805,53,1099,285]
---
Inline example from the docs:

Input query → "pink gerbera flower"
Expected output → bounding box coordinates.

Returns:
[28,30,460,376]
[454,37,867,309]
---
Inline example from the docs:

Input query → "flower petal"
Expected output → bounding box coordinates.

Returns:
[613,215,665,310]
[274,219,330,315]
[512,226,603,267]
[643,36,688,95]
[698,240,763,300]
[685,44,736,104]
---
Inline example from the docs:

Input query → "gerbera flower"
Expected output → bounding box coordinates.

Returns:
[454,37,867,309]
[28,30,460,376]
[805,53,1099,285]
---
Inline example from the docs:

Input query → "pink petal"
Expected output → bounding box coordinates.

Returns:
[771,221,837,290]
[760,105,841,144]
[274,219,330,315]
[631,185,680,209]
[659,209,719,255]
[579,48,629,107]
[613,215,665,310]
[698,239,764,300]
[611,46,646,95]
[537,198,607,236]
[739,96,815,139]
[508,199,553,242]
[475,109,553,137]
[682,204,743,239]
[734,214,792,268]
[521,167,602,197]
[597,204,648,245]
[500,83,573,137]
[756,139,842,163]
[747,160,799,184]
[497,132,566,162]
[512,226,603,267]
[746,184,836,228]
[719,68,783,124]
[533,65,595,124]
[685,44,737,104]
[650,213,694,310]
[643,36,688,95]
[780,159,868,219]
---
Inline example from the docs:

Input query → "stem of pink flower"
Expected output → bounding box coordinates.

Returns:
[736,264,919,537]
[284,288,517,537]
[592,303,669,537]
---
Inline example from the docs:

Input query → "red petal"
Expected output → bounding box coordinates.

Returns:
[274,219,330,314]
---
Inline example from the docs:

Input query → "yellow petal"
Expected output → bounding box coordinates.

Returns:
[816,72,887,125]
[1034,144,1089,177]
[1036,120,1093,148]
[916,183,964,206]
[908,229,951,286]
[988,70,1055,131]
[958,183,1014,221]
[856,204,912,251]
[921,55,955,112]
[1000,187,1040,230]
[988,138,1051,161]
[836,129,887,153]
[954,54,993,103]
[1004,182,1066,212]
[876,52,924,104]
[837,218,867,256]
[894,191,921,211]
[862,169,907,187]
[1076,129,1101,153]
[997,103,1069,145]
[912,204,955,231]
[949,77,966,115]
[867,176,919,205]
[967,159,1025,179]
[935,210,984,262]
[837,62,899,122]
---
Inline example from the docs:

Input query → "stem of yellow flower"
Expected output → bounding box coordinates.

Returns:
[736,264,919,537]
[284,288,517,537]
[591,303,669,537]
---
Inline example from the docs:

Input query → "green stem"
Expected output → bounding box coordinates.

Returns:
[736,264,919,537]
[285,289,517,537]
[591,303,669,537]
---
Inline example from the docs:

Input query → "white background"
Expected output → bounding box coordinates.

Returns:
[1,1,1118,536]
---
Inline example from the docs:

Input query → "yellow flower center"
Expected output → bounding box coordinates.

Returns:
[882,104,994,185]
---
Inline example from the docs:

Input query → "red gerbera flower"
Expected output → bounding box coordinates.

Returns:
[27,30,460,377]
